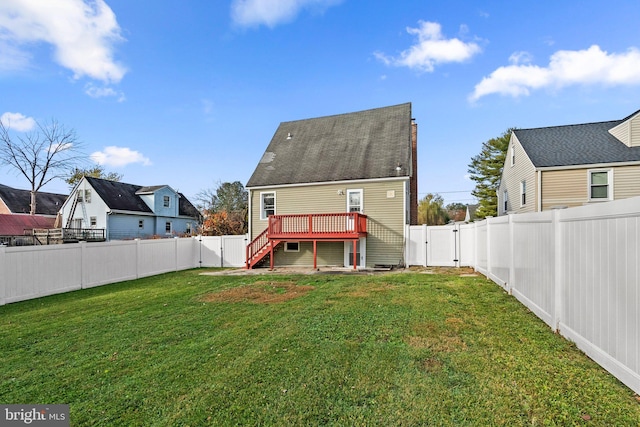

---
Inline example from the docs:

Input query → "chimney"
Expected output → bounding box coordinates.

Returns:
[410,118,418,225]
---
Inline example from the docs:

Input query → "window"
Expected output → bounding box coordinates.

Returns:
[90,216,97,227]
[589,170,612,200]
[511,145,515,166]
[284,242,299,252]
[76,190,83,202]
[503,190,508,213]
[165,222,172,234]
[163,196,170,208]
[84,189,91,203]
[520,181,526,206]
[347,189,363,213]
[186,222,192,234]
[138,220,144,229]
[261,192,275,220]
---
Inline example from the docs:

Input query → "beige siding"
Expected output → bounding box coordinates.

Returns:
[614,165,640,199]
[609,113,640,148]
[249,180,406,267]
[541,165,640,210]
[541,169,588,210]
[0,199,10,214]
[499,134,537,214]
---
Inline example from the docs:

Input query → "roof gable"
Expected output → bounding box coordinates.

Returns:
[83,177,200,218]
[0,184,66,215]
[247,103,413,188]
[513,112,640,168]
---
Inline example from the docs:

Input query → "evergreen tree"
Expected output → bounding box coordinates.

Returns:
[467,129,513,218]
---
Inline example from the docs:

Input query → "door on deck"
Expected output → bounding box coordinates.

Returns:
[344,189,364,266]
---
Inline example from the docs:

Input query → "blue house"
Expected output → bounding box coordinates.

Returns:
[60,176,201,240]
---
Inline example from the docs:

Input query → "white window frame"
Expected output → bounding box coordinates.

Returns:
[503,190,508,213]
[139,220,144,229]
[260,191,276,220]
[511,145,515,167]
[588,169,613,201]
[163,195,171,208]
[346,189,363,213]
[284,242,300,252]
[520,180,527,207]
[84,189,91,203]
[165,221,172,234]
[90,216,97,227]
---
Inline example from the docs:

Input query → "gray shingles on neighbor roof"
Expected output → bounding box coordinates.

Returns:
[246,103,413,188]
[85,177,200,218]
[0,184,66,215]
[514,112,640,168]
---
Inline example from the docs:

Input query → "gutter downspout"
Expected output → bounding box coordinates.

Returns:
[537,170,542,212]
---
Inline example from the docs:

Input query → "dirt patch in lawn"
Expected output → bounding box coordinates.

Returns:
[200,281,315,304]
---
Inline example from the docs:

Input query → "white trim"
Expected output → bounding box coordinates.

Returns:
[520,180,527,207]
[537,160,640,172]
[247,176,409,191]
[259,191,276,220]
[510,145,515,167]
[346,189,363,213]
[587,168,613,201]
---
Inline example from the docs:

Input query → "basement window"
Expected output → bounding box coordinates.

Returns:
[284,242,299,252]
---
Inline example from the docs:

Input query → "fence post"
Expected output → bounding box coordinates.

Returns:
[0,245,6,306]
[553,209,563,332]
[80,241,87,289]
[508,214,515,295]
[135,239,141,279]
[486,217,492,280]
[422,224,428,267]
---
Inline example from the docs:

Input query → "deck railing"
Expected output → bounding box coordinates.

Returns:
[268,212,367,238]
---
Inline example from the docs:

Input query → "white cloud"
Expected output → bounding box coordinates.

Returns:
[374,21,482,72]
[231,0,342,28]
[85,83,125,102]
[91,146,151,167]
[0,0,127,83]
[0,112,36,131]
[470,45,640,101]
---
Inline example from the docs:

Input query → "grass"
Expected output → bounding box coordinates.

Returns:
[1,269,639,426]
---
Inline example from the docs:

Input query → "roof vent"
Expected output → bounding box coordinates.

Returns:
[286,132,292,140]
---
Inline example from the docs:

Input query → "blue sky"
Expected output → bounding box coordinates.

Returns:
[1,0,640,207]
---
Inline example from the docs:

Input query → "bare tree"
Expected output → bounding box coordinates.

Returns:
[0,118,85,215]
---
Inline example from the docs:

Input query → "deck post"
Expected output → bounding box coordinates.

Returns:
[313,240,317,269]
[269,241,274,270]
[352,239,357,269]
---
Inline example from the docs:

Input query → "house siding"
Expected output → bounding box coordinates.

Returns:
[614,165,640,199]
[498,134,537,214]
[541,169,588,210]
[249,179,407,267]
[540,165,640,210]
[609,113,640,148]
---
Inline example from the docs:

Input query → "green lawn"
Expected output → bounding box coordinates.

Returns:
[1,269,638,426]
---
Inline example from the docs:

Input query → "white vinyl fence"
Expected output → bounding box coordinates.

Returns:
[406,196,640,395]
[0,235,247,306]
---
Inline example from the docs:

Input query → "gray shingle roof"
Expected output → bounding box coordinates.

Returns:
[0,184,66,215]
[514,111,640,168]
[246,103,413,188]
[85,177,200,219]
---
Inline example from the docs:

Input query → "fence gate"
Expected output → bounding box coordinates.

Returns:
[426,225,459,267]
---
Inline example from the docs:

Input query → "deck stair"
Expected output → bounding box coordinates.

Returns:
[246,212,367,269]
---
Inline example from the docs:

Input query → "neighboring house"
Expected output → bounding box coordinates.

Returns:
[60,177,201,240]
[246,102,418,269]
[498,109,640,215]
[464,204,478,222]
[0,183,66,216]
